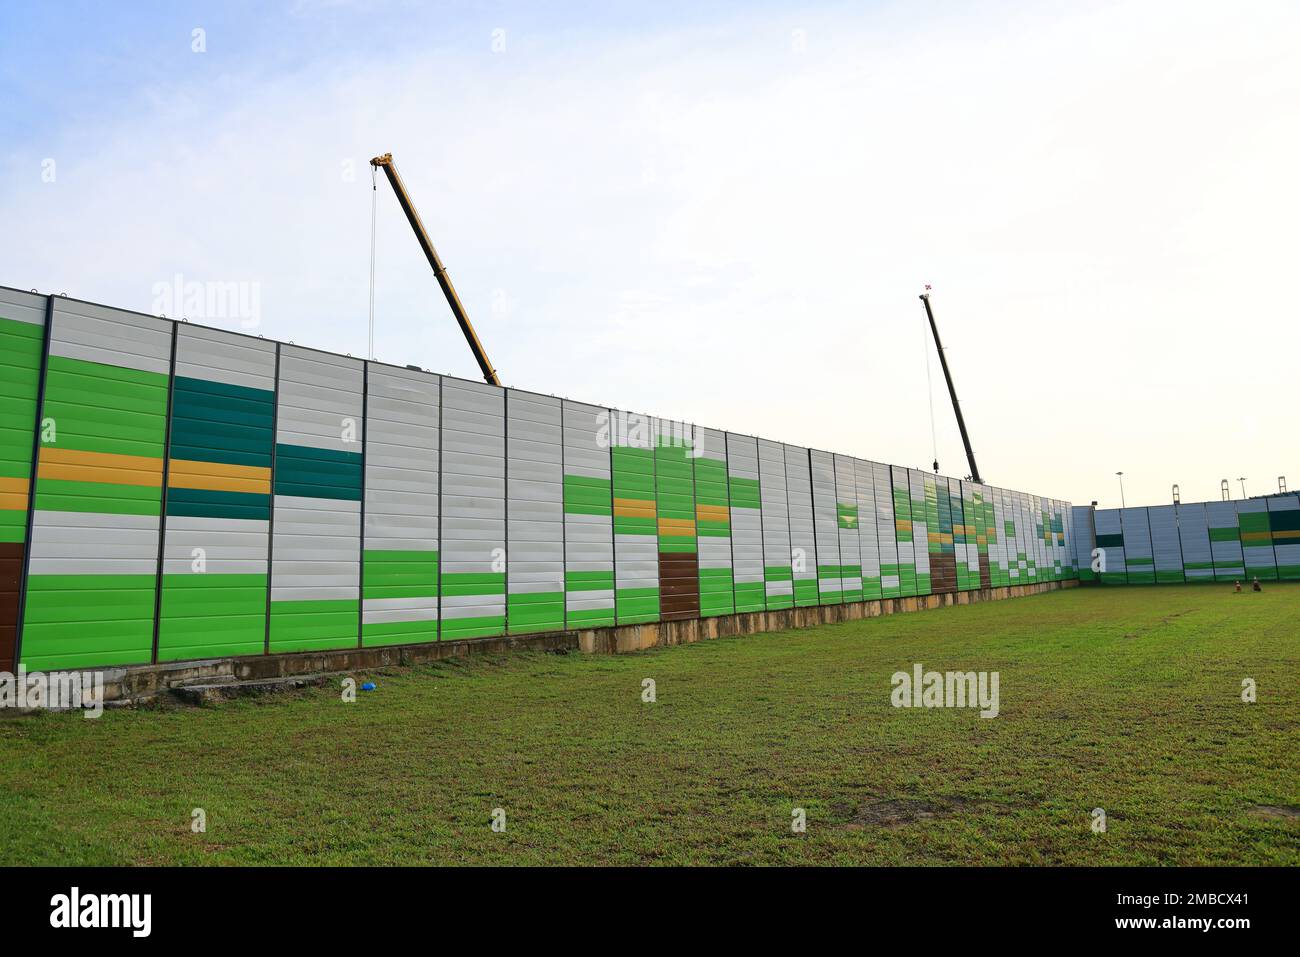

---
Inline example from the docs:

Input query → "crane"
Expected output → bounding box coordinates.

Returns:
[369,152,501,386]
[919,290,982,484]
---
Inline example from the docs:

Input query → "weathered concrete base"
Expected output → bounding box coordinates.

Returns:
[49,579,1075,706]
[91,629,579,706]
[575,579,1077,653]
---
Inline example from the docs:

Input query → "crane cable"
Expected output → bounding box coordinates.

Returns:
[368,162,378,361]
[922,298,939,471]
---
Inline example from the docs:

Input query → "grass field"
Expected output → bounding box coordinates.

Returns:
[1,585,1296,866]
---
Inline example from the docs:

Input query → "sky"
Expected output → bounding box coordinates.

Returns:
[2,0,1297,509]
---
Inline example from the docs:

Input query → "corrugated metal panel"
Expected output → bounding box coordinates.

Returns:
[907,469,932,596]
[988,486,1008,586]
[1093,508,1126,583]
[1046,499,1058,580]
[1026,493,1042,581]
[1205,501,1245,581]
[1057,501,1068,579]
[1060,500,1073,579]
[1027,492,1042,582]
[966,483,992,589]
[1266,494,1300,581]
[1024,494,1040,581]
[22,299,171,670]
[1060,500,1071,579]
[891,467,916,596]
[694,427,734,617]
[1051,499,1063,580]
[785,445,818,606]
[1055,500,1067,578]
[158,325,276,661]
[1071,505,1095,581]
[1148,504,1185,583]
[270,345,364,652]
[955,477,976,591]
[1010,489,1024,583]
[362,364,440,647]
[955,479,975,591]
[833,454,862,602]
[853,459,881,599]
[562,400,614,628]
[1008,490,1025,582]
[874,462,900,597]
[506,390,564,634]
[1048,498,1059,580]
[992,488,1009,583]
[987,487,1003,586]
[1007,489,1028,583]
[1032,494,1045,581]
[810,450,843,604]
[1010,491,1025,581]
[0,288,46,672]
[1053,500,1067,580]
[45,299,171,377]
[655,417,699,621]
[1236,498,1278,581]
[757,438,792,609]
[1120,507,1155,584]
[726,433,764,613]
[1036,497,1050,581]
[1173,502,1213,580]
[1038,498,1051,581]
[1041,499,1054,581]
[1007,491,1022,582]
[948,478,967,591]
[439,377,506,639]
[1043,499,1056,581]
[1066,504,1086,579]
[612,410,657,623]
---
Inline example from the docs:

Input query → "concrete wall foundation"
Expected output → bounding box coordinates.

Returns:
[35,579,1076,707]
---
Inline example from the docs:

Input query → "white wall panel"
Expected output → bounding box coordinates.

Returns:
[757,438,792,609]
[810,450,842,603]
[833,454,862,601]
[507,390,564,634]
[440,377,506,639]
[785,445,818,606]
[361,364,440,647]
[1120,507,1155,584]
[853,459,881,599]
[874,462,900,597]
[1266,494,1300,581]
[891,467,916,596]
[907,469,931,595]
[1148,504,1184,583]
[562,400,614,627]
[1175,502,1213,580]
[1206,501,1244,581]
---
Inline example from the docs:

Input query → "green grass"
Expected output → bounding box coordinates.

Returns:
[1,585,1296,865]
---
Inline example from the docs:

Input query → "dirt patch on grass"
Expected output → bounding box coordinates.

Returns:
[834,796,974,829]
[1247,805,1300,821]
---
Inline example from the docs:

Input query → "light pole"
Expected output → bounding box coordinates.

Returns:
[1116,471,1126,508]
[1237,477,1247,499]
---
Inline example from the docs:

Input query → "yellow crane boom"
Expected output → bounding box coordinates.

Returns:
[369,152,501,386]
